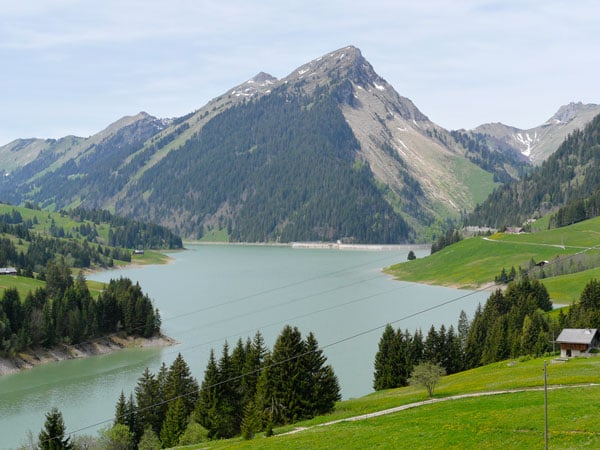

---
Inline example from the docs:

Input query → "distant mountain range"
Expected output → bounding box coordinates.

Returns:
[471,102,600,164]
[0,46,597,243]
[467,112,600,228]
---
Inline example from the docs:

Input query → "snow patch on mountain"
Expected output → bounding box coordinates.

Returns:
[514,131,539,158]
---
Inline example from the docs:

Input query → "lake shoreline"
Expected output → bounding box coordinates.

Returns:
[0,334,177,376]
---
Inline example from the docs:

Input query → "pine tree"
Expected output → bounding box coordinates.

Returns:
[240,331,267,407]
[302,332,340,416]
[134,367,162,436]
[114,391,128,426]
[195,349,219,434]
[240,400,261,440]
[212,341,238,438]
[160,398,188,448]
[38,407,72,450]
[269,325,306,423]
[165,353,198,419]
[373,324,396,390]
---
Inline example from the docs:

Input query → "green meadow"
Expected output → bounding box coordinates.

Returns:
[386,216,600,303]
[179,357,600,449]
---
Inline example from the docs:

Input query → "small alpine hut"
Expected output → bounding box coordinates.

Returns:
[555,328,599,358]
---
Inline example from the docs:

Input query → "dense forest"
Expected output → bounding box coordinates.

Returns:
[120,85,411,243]
[0,205,181,280]
[0,115,166,210]
[548,187,600,228]
[374,277,562,390]
[65,207,182,249]
[467,113,600,228]
[101,326,339,447]
[0,260,160,355]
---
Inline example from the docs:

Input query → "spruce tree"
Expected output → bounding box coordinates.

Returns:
[114,391,127,426]
[240,331,267,407]
[302,332,340,416]
[195,349,219,434]
[373,324,395,390]
[269,325,306,423]
[160,398,188,448]
[134,367,162,436]
[165,353,198,419]
[38,407,72,450]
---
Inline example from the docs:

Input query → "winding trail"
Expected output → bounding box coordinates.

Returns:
[280,383,600,436]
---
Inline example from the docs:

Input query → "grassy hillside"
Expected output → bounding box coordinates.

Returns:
[385,216,600,303]
[180,356,600,449]
[0,203,172,296]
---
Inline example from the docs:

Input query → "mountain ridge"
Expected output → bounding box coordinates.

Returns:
[0,45,595,243]
[472,101,600,164]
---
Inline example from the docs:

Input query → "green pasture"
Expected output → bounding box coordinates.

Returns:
[386,217,600,303]
[0,275,45,298]
[181,357,600,449]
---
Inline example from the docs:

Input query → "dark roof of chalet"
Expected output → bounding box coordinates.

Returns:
[556,328,598,345]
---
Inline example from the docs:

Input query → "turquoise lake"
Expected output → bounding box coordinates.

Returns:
[0,245,489,449]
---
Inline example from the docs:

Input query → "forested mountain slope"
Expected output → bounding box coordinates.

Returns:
[0,46,537,242]
[467,113,600,228]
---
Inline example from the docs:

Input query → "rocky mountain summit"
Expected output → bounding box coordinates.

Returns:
[0,46,596,242]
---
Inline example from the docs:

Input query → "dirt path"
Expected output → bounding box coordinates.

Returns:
[280,383,600,436]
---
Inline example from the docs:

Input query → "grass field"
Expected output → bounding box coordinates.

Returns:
[386,217,600,303]
[177,357,600,449]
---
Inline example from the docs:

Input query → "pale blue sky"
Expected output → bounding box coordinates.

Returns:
[0,0,598,144]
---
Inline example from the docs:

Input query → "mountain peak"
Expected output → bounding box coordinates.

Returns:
[548,101,600,124]
[228,72,277,99]
[249,72,277,85]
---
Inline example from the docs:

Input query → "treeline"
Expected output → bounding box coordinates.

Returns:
[548,188,600,228]
[66,207,183,249]
[110,326,339,447]
[0,260,160,355]
[374,277,558,390]
[465,277,553,366]
[561,278,600,329]
[373,313,469,390]
[451,130,527,184]
[430,228,462,254]
[0,232,130,277]
[495,251,600,286]
[120,84,412,243]
[468,113,600,228]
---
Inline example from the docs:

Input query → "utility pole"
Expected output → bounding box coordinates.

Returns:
[544,360,548,450]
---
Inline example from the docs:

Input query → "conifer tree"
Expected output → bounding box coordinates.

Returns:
[135,367,161,436]
[195,349,219,433]
[302,332,340,416]
[268,325,306,423]
[160,398,188,447]
[114,391,128,426]
[38,407,72,450]
[240,331,267,407]
[165,353,199,419]
[373,324,396,390]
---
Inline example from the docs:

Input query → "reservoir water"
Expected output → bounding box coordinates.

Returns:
[0,245,489,448]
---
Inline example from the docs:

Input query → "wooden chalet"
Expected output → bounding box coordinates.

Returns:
[555,328,599,358]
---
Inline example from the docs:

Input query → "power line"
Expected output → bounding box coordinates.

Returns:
[35,239,600,444]
[55,279,487,443]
